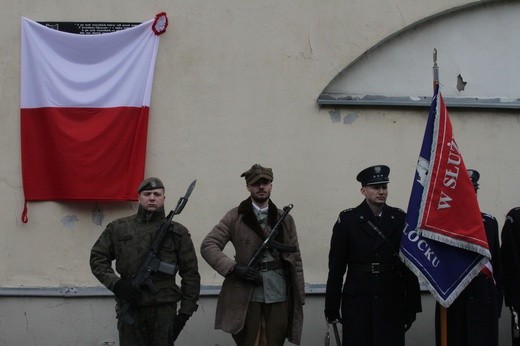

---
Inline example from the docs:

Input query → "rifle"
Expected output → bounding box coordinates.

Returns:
[332,321,342,345]
[325,321,342,346]
[247,204,297,268]
[117,180,196,326]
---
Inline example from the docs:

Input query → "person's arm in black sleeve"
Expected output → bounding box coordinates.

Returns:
[402,264,422,331]
[486,214,504,317]
[325,214,348,323]
[501,210,520,311]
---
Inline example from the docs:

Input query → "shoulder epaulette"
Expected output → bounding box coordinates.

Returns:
[506,207,520,220]
[506,207,520,213]
[171,222,188,236]
[482,212,496,220]
[396,207,405,213]
[336,208,355,224]
[505,207,520,224]
[385,205,405,216]
[341,208,355,213]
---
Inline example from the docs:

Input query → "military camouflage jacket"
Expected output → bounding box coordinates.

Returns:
[90,206,200,315]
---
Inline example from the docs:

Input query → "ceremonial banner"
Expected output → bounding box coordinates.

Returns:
[400,87,491,307]
[20,14,168,222]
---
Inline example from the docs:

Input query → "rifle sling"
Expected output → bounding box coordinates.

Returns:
[363,220,400,258]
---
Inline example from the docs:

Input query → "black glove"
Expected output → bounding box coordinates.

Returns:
[404,312,416,331]
[113,279,142,304]
[232,265,262,285]
[324,309,341,323]
[168,313,190,344]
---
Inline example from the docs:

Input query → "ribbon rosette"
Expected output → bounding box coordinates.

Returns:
[152,12,168,35]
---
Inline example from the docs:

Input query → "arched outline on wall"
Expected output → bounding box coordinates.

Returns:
[318,0,520,109]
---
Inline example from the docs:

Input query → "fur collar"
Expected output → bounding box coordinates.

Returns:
[237,197,284,242]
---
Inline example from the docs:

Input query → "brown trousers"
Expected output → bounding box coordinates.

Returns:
[232,301,288,346]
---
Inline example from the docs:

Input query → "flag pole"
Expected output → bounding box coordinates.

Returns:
[440,304,448,346]
[433,48,439,91]
[433,47,448,346]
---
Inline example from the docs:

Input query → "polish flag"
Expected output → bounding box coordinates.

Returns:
[20,14,167,222]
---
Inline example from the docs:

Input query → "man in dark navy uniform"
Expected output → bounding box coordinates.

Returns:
[325,165,422,346]
[501,175,520,345]
[434,169,503,346]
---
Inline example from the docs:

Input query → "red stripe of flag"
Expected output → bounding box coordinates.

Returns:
[21,106,148,201]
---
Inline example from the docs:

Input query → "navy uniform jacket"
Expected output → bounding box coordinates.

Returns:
[502,207,520,309]
[325,200,421,346]
[435,212,503,346]
[501,207,520,345]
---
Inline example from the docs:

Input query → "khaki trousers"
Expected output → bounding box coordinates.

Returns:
[232,301,288,346]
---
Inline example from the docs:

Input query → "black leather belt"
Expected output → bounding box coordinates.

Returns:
[349,263,398,274]
[256,259,283,271]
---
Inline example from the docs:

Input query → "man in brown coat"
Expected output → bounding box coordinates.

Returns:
[200,164,305,345]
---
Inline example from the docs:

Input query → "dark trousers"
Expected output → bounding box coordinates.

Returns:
[435,276,499,346]
[118,303,176,346]
[232,301,288,346]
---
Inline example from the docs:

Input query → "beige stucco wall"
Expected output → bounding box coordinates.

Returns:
[0,294,512,345]
[2,0,495,288]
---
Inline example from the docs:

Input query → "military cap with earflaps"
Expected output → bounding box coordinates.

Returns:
[356,165,390,186]
[467,169,480,191]
[137,177,165,193]
[241,164,273,185]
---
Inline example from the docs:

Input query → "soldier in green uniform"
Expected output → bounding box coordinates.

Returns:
[90,177,200,345]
